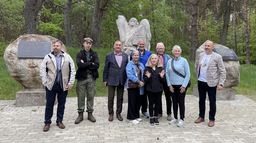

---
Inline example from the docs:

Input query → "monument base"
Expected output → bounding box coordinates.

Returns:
[193,85,236,100]
[16,89,46,107]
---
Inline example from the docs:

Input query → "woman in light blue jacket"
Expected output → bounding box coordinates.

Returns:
[166,45,190,127]
[126,50,145,124]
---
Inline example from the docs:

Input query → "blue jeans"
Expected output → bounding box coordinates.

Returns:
[44,83,68,124]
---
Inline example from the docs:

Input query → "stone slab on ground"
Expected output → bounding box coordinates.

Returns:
[16,89,46,106]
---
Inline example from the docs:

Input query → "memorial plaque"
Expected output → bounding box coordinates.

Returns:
[18,40,51,59]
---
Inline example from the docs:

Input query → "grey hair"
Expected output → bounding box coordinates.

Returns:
[172,45,182,53]
[132,50,139,56]
[156,42,165,49]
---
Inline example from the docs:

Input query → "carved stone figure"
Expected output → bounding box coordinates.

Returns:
[116,15,151,55]
[194,41,240,100]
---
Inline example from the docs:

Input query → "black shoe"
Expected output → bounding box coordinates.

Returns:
[116,114,123,121]
[154,117,159,125]
[150,118,154,126]
[43,124,50,132]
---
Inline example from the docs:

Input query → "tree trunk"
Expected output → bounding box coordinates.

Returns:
[64,0,72,46]
[91,0,109,48]
[243,0,250,64]
[188,0,199,61]
[24,0,45,34]
[220,0,231,45]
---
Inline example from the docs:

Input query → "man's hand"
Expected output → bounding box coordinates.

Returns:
[65,84,72,90]
[217,84,224,90]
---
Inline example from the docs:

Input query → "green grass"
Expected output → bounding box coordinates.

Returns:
[0,44,256,100]
[234,64,256,101]
[0,57,22,99]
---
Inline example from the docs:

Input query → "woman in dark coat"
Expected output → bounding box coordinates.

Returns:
[144,54,165,126]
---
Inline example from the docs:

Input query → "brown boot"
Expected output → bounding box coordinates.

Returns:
[88,112,96,122]
[194,117,204,124]
[56,122,65,129]
[75,112,83,124]
[108,114,114,122]
[43,124,50,132]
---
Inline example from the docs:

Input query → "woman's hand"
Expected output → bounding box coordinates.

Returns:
[139,81,144,87]
[145,71,151,78]
[180,86,186,93]
[159,70,165,78]
[169,85,174,93]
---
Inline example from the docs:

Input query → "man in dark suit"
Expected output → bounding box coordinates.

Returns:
[103,40,129,122]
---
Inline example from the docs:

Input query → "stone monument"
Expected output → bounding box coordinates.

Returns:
[116,15,151,56]
[4,34,66,106]
[193,41,240,100]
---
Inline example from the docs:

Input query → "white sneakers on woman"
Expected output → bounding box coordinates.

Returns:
[169,119,184,127]
[177,119,184,127]
[130,119,140,125]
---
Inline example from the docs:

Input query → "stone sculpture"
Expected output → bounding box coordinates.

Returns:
[116,15,151,55]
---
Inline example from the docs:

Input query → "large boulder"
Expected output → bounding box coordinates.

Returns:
[4,34,66,106]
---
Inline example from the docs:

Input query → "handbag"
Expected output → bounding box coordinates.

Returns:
[128,80,139,88]
[171,59,191,88]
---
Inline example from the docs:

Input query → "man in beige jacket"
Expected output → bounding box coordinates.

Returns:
[40,40,76,132]
[194,40,226,127]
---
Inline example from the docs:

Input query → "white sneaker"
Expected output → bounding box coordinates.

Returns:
[169,119,177,125]
[177,119,184,127]
[130,119,139,125]
[136,118,143,122]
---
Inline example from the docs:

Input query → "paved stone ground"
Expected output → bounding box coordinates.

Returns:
[0,95,256,143]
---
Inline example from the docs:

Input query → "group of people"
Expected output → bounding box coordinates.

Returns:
[40,38,226,132]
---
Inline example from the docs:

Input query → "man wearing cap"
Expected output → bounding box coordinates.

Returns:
[74,37,99,124]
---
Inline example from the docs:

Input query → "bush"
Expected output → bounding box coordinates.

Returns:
[38,22,63,38]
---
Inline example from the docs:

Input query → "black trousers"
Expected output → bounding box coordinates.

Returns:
[171,85,186,120]
[148,91,162,117]
[159,81,172,115]
[198,80,217,121]
[139,91,148,113]
[127,88,140,120]
[108,85,124,115]
[44,83,68,124]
